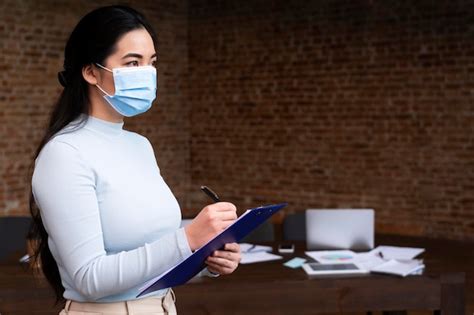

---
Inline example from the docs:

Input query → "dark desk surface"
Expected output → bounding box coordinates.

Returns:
[0,234,472,315]
[175,236,467,315]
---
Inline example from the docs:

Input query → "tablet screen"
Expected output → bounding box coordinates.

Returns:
[308,263,360,271]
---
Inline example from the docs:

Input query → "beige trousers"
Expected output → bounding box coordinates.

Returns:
[59,289,177,315]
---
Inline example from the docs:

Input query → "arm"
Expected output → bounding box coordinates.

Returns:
[32,140,192,301]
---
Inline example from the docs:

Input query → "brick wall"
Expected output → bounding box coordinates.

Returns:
[0,0,189,215]
[1,1,473,241]
[187,1,474,241]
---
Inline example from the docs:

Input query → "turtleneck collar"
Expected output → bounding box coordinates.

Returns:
[81,114,124,135]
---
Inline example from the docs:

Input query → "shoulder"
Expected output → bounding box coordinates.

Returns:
[122,130,154,150]
[35,132,92,173]
[34,116,94,171]
[46,121,90,151]
[32,137,93,190]
[38,137,79,160]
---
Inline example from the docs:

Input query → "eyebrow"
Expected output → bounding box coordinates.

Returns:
[121,52,157,59]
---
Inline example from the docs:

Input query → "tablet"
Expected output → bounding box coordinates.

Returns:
[302,262,368,276]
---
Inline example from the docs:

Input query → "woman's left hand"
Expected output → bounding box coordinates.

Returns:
[205,243,241,275]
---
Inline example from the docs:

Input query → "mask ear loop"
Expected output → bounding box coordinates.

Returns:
[95,83,113,97]
[95,63,112,72]
[94,63,114,97]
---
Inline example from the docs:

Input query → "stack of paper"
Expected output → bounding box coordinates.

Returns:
[305,245,425,277]
[371,259,425,277]
[353,252,386,271]
[367,245,425,277]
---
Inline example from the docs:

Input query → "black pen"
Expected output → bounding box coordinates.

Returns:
[200,186,221,203]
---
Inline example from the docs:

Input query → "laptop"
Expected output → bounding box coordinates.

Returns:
[305,209,374,251]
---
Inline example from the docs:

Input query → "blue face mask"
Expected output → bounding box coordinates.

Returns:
[95,63,157,117]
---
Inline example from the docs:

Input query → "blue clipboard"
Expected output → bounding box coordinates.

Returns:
[137,203,287,297]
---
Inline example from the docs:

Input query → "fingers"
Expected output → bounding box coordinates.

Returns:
[206,262,233,275]
[206,255,239,275]
[207,255,238,268]
[208,203,237,220]
[208,243,242,268]
[224,243,240,253]
[211,202,237,212]
[187,203,238,251]
[217,211,238,222]
[204,203,238,230]
[211,250,238,261]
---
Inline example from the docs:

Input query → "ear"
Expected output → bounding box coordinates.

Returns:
[82,64,99,85]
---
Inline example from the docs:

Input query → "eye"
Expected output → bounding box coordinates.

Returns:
[151,59,157,68]
[125,60,139,67]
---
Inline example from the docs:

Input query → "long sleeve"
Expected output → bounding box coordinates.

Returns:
[32,139,192,301]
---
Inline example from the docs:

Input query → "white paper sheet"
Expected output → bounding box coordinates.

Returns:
[240,251,283,264]
[373,246,425,260]
[371,259,425,277]
[305,246,425,274]
[239,243,273,253]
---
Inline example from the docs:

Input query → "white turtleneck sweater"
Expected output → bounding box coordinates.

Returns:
[32,114,196,302]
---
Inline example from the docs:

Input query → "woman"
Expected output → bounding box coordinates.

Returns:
[29,5,240,314]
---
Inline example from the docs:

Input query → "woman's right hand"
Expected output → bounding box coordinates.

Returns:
[184,202,237,251]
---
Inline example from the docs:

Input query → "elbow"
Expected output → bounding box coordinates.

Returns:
[73,278,102,301]
[72,265,107,301]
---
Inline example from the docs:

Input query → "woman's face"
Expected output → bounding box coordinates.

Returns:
[96,28,156,95]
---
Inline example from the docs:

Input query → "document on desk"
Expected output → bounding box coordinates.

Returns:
[305,250,358,264]
[305,247,425,274]
[371,259,425,277]
[352,251,386,271]
[240,251,283,264]
[240,243,273,253]
[305,250,384,271]
[137,203,287,297]
[373,246,425,260]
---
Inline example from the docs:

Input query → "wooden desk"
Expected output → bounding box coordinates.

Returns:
[174,241,465,315]
[0,235,468,315]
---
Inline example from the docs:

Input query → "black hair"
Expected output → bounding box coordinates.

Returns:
[28,5,157,304]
